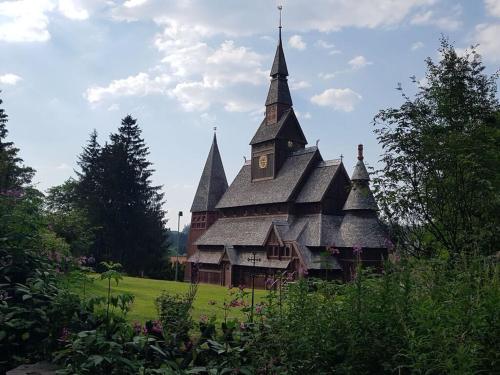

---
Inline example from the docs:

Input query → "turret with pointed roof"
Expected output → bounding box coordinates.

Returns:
[191,133,228,212]
[343,145,377,211]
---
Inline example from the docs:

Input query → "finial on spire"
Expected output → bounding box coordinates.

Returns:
[213,126,217,133]
[358,144,364,160]
[340,153,344,162]
[277,5,283,41]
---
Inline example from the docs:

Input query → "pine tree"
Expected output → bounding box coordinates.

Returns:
[76,116,168,275]
[0,94,34,191]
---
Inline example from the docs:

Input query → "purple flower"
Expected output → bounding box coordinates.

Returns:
[353,244,363,256]
[384,237,395,251]
[327,244,340,255]
[58,327,70,342]
[151,320,163,334]
[132,321,142,335]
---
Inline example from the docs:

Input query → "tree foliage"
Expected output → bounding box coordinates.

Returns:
[0,94,34,192]
[75,116,168,276]
[373,39,500,257]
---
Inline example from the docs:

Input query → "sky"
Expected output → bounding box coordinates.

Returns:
[1,0,499,229]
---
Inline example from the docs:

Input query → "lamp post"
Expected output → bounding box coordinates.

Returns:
[175,211,183,282]
[247,251,261,323]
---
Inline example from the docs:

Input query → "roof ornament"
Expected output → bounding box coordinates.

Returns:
[358,144,364,160]
[316,139,320,147]
[278,5,283,41]
[340,153,344,163]
[213,126,217,133]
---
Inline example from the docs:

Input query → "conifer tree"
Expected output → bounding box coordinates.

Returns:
[0,94,34,191]
[76,116,168,275]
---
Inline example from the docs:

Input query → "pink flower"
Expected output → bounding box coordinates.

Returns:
[58,327,70,342]
[239,322,246,330]
[132,321,142,335]
[353,244,363,256]
[151,320,163,334]
[255,305,263,314]
[384,237,395,251]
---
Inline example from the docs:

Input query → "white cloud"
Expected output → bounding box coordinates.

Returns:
[311,88,362,112]
[0,73,22,85]
[124,0,148,8]
[58,0,89,20]
[348,55,372,70]
[470,23,500,62]
[290,79,311,90]
[411,41,424,51]
[0,0,55,42]
[84,72,172,103]
[318,72,336,80]
[315,39,335,49]
[289,34,306,50]
[295,111,312,120]
[410,6,462,30]
[112,0,437,35]
[485,0,500,17]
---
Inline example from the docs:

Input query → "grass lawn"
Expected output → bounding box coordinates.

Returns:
[83,276,267,323]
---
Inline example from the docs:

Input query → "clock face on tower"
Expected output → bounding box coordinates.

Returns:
[258,155,268,169]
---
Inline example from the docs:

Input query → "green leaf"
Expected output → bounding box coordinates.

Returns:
[21,332,30,341]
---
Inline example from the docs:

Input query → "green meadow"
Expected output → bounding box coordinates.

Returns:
[83,275,267,322]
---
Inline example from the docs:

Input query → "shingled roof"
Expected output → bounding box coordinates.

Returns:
[339,212,387,248]
[191,134,228,212]
[195,216,288,246]
[295,160,341,203]
[250,108,306,145]
[270,29,288,77]
[343,144,377,211]
[265,77,292,106]
[216,147,319,208]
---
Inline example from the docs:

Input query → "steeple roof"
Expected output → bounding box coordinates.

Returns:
[191,133,228,212]
[270,30,288,77]
[265,27,292,107]
[343,145,378,211]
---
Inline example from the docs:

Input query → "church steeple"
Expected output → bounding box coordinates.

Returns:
[265,6,292,124]
[191,131,228,212]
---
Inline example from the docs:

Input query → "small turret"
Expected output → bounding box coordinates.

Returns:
[343,145,377,211]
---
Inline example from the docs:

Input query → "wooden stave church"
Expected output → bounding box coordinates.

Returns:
[185,26,388,288]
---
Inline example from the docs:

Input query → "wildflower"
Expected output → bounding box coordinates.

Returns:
[239,322,246,330]
[327,244,340,255]
[255,304,263,314]
[353,244,363,256]
[384,237,395,251]
[229,299,241,308]
[132,321,142,335]
[151,320,163,334]
[200,315,208,323]
[208,299,216,306]
[58,327,70,342]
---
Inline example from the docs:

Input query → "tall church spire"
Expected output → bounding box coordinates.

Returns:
[265,5,292,123]
[191,132,228,212]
